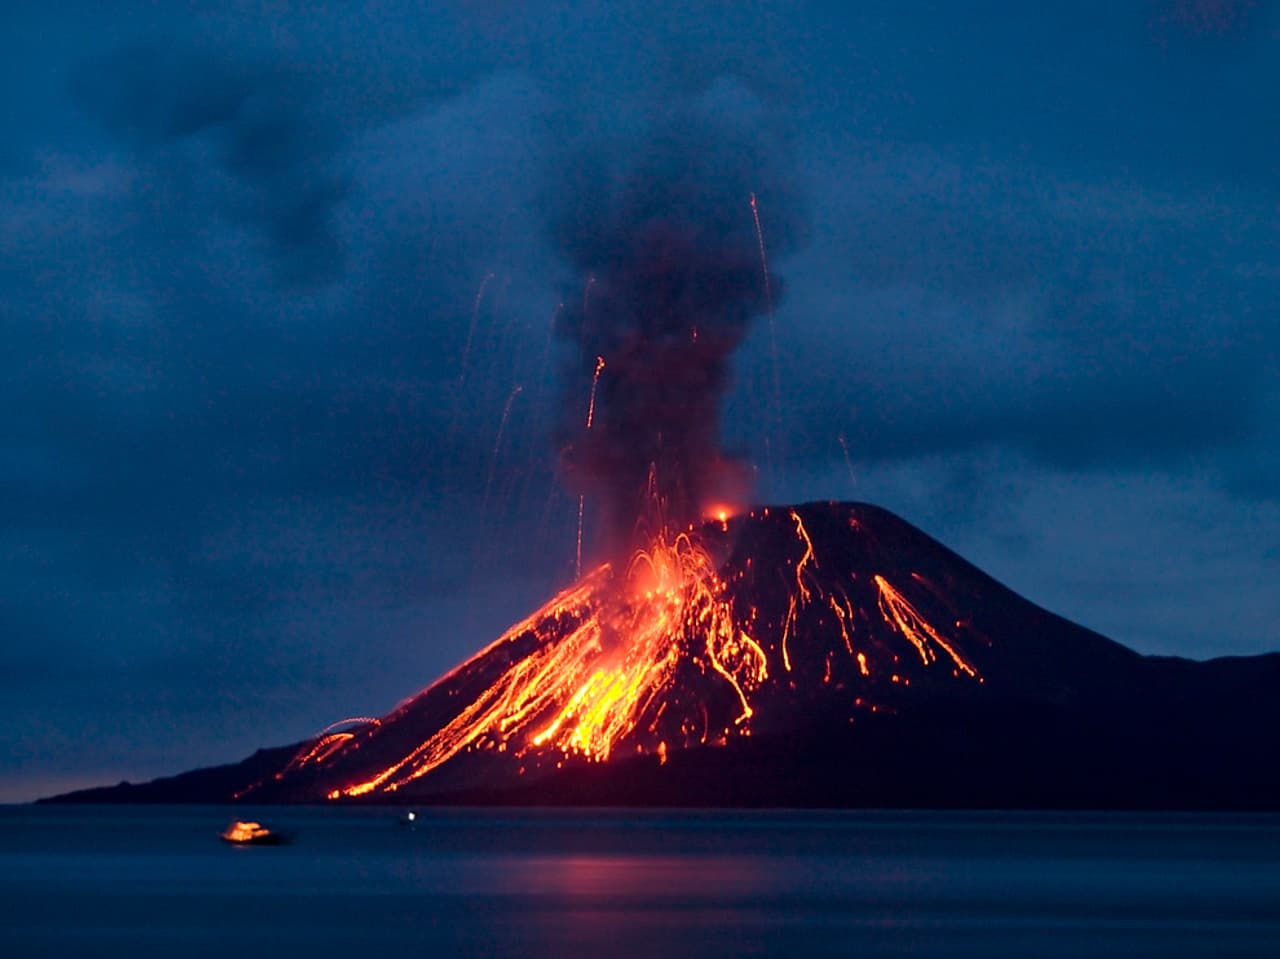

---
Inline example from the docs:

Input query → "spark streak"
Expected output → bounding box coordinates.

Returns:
[481,384,524,514]
[750,192,782,473]
[749,193,774,319]
[576,357,606,579]
[838,433,856,489]
[576,495,586,580]
[585,356,605,429]
[460,271,495,381]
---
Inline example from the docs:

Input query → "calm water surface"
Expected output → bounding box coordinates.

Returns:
[2,806,1278,958]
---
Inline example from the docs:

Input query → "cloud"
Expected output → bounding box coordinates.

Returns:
[0,61,567,795]
[738,142,1277,481]
[71,43,349,285]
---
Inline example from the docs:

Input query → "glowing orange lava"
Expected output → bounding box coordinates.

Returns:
[334,524,769,797]
[288,506,987,801]
[874,575,980,679]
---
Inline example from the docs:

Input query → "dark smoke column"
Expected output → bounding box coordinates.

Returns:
[551,91,801,549]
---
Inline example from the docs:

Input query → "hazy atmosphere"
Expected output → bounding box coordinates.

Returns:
[3,0,1278,801]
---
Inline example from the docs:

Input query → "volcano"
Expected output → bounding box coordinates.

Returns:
[46,501,1280,809]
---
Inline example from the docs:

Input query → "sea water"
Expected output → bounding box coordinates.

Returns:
[2,806,1278,957]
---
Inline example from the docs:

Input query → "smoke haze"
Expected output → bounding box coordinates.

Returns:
[551,83,804,547]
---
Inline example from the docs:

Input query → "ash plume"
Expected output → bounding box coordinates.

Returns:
[551,84,804,549]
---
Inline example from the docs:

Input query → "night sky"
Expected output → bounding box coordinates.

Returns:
[3,1,1278,802]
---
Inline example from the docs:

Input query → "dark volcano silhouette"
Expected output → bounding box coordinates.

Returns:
[45,502,1280,809]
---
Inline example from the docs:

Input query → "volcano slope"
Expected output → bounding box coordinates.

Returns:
[47,501,1280,809]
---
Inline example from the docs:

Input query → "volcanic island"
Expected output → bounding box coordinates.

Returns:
[47,499,1280,810]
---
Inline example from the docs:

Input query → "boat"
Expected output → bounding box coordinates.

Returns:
[220,820,291,846]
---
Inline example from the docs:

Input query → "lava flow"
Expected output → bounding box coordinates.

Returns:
[243,502,999,802]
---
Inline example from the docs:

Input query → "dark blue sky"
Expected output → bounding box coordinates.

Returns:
[3,1,1277,801]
